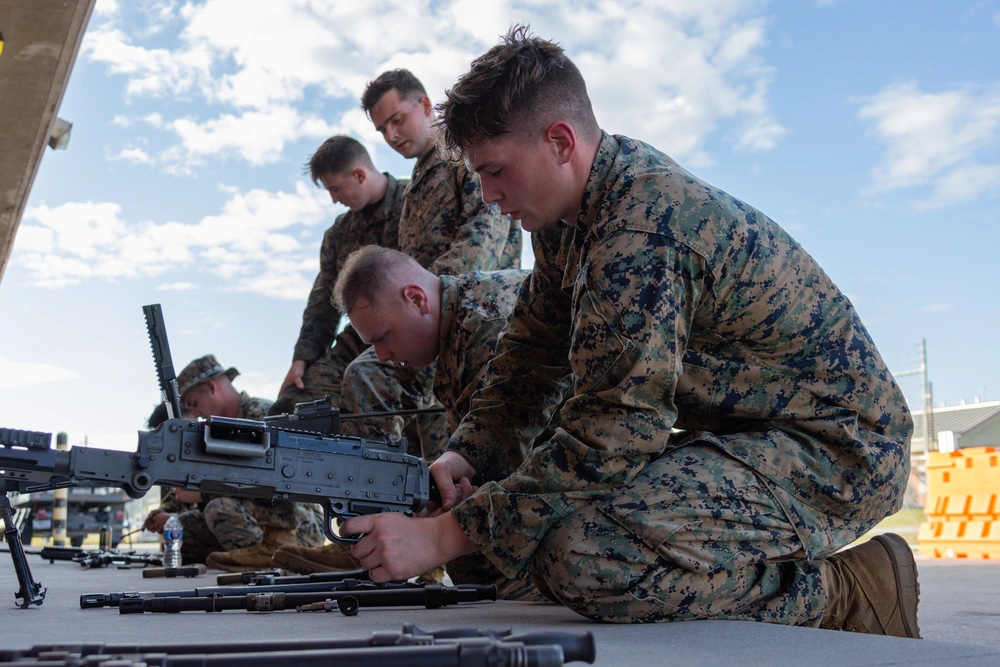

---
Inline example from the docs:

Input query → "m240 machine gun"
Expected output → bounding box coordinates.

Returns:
[1,304,437,608]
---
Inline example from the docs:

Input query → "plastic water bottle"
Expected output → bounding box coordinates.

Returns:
[162,514,183,569]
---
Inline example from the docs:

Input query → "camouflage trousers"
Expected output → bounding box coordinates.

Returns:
[268,327,367,416]
[528,440,877,625]
[446,552,544,602]
[178,498,325,564]
[340,349,451,462]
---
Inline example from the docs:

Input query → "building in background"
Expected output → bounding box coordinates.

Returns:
[912,401,1000,453]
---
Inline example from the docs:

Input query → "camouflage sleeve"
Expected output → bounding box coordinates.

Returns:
[447,227,572,479]
[292,224,343,364]
[450,228,708,577]
[427,163,513,276]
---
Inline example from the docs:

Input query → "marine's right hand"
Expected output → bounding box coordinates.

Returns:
[279,360,307,394]
[143,509,169,533]
[428,451,479,512]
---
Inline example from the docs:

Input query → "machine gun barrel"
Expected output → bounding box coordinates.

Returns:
[0,624,595,664]
[116,583,498,614]
[81,577,391,608]
[0,625,596,666]
[215,567,368,585]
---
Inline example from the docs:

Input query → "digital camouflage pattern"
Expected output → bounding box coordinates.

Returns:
[176,354,239,399]
[448,132,913,623]
[338,357,446,461]
[339,269,562,600]
[237,391,272,421]
[399,148,521,276]
[339,270,546,462]
[161,392,324,562]
[271,174,406,416]
[176,497,324,565]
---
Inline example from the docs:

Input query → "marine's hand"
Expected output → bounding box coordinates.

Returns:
[279,360,307,393]
[143,509,169,533]
[429,451,478,512]
[343,512,476,582]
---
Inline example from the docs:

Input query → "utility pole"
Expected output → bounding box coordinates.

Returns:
[895,339,933,506]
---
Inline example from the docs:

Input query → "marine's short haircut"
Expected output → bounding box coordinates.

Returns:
[333,245,418,314]
[306,136,374,185]
[361,69,429,116]
[437,25,599,160]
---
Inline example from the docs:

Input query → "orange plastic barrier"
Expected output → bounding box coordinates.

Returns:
[919,520,1000,559]
[920,447,1000,558]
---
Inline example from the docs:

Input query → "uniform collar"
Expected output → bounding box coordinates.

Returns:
[563,131,619,285]
[575,131,620,233]
[357,172,399,225]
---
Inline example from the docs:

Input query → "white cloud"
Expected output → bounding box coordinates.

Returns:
[167,106,339,166]
[0,357,80,390]
[93,0,119,17]
[13,183,332,295]
[82,0,785,170]
[857,82,1000,209]
[156,282,198,291]
[109,146,154,164]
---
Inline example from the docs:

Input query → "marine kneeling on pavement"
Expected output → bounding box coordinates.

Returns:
[272,246,569,598]
[144,354,324,571]
[334,27,920,637]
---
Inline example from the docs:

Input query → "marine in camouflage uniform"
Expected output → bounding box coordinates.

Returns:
[399,147,521,275]
[269,174,406,416]
[447,133,914,624]
[162,356,324,563]
[339,269,569,597]
[363,145,525,459]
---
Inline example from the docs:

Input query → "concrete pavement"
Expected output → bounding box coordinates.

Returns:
[1,552,998,666]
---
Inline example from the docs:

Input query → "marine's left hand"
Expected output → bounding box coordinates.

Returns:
[342,511,477,582]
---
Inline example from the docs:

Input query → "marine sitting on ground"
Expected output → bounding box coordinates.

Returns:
[336,27,919,636]
[144,354,324,571]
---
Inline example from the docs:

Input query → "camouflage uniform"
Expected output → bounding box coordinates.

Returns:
[447,133,914,624]
[166,393,324,563]
[340,270,567,598]
[368,147,524,457]
[399,147,521,275]
[269,174,406,416]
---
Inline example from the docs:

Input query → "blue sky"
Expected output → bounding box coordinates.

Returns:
[1,0,998,450]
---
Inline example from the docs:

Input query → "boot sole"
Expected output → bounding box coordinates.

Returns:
[872,533,921,639]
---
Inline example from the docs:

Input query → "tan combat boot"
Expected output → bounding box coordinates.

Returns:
[271,542,362,574]
[819,533,920,638]
[206,528,299,573]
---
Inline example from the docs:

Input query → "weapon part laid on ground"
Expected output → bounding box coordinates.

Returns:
[80,576,391,608]
[215,567,285,584]
[215,567,369,586]
[74,549,163,569]
[142,564,207,578]
[115,583,498,614]
[296,597,360,614]
[0,624,597,666]
[1,303,438,606]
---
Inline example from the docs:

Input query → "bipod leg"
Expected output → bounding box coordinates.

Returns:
[1,494,45,608]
